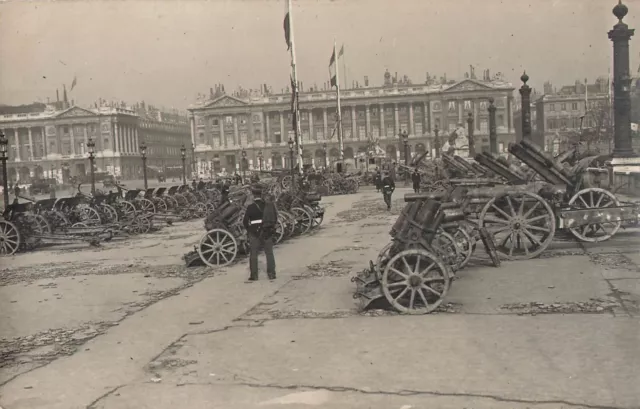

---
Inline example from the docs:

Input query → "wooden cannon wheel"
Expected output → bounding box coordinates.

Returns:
[197,228,239,267]
[130,215,152,234]
[274,219,286,244]
[154,198,168,213]
[193,202,208,218]
[137,198,157,214]
[0,220,22,256]
[568,187,621,243]
[100,204,119,223]
[376,242,394,280]
[479,191,556,260]
[431,231,462,272]
[49,210,71,231]
[291,207,313,235]
[381,248,451,314]
[78,206,102,226]
[119,201,137,221]
[451,227,474,270]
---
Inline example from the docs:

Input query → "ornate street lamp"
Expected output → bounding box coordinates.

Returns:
[466,112,475,157]
[140,141,148,190]
[288,137,295,180]
[241,148,247,181]
[402,131,409,165]
[180,145,186,185]
[257,150,263,171]
[488,97,498,154]
[87,137,96,195]
[322,142,328,169]
[0,132,9,207]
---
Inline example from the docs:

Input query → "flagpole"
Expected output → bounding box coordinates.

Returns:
[334,39,344,163]
[288,0,303,175]
[342,45,347,90]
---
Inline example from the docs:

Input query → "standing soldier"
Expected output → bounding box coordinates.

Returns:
[411,168,421,193]
[242,184,277,281]
[381,171,395,211]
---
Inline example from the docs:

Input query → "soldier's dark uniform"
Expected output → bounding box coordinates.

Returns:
[411,169,421,193]
[242,185,277,281]
[381,173,395,210]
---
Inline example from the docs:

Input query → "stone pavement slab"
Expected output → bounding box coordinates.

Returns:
[129,315,640,409]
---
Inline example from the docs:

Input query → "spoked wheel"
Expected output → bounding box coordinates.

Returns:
[432,231,462,272]
[0,220,22,255]
[78,207,102,226]
[34,214,53,235]
[291,207,313,235]
[71,222,88,228]
[137,198,156,214]
[193,203,208,218]
[174,194,189,207]
[280,211,296,237]
[274,219,285,244]
[381,248,451,314]
[376,242,394,279]
[119,201,138,221]
[130,216,152,234]
[568,188,621,243]
[154,198,168,213]
[479,191,556,260]
[451,227,474,270]
[198,228,238,267]
[205,202,216,215]
[100,204,119,223]
[281,175,293,190]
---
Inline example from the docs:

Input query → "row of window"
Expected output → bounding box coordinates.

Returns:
[546,117,595,130]
[546,100,606,112]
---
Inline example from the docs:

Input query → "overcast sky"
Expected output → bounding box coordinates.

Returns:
[0,0,638,110]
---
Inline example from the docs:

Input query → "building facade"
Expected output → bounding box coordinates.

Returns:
[530,78,612,153]
[188,78,517,175]
[1,102,190,184]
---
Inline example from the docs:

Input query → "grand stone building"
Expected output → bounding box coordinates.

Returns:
[1,99,190,184]
[188,76,517,175]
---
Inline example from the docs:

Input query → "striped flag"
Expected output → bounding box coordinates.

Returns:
[328,44,344,88]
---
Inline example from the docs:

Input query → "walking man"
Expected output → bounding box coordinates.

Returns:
[242,184,277,282]
[411,168,421,194]
[381,171,395,211]
[374,169,382,192]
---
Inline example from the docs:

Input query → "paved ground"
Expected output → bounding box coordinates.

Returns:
[1,188,639,409]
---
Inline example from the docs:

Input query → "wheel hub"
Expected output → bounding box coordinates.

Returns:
[510,217,524,231]
[408,274,422,288]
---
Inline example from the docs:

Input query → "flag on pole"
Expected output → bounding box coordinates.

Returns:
[283,11,291,50]
[338,44,344,57]
[329,44,344,88]
[70,75,77,91]
[290,75,299,132]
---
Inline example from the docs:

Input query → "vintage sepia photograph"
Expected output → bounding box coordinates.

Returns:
[0,0,639,407]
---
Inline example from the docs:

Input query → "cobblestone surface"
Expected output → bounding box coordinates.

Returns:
[298,260,355,278]
[336,198,403,222]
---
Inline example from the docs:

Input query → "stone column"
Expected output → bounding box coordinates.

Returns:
[473,100,479,132]
[69,125,76,155]
[14,128,21,160]
[365,105,371,138]
[394,103,400,134]
[220,116,226,148]
[114,122,120,153]
[409,103,415,136]
[42,127,48,158]
[488,97,498,154]
[424,101,430,133]
[380,104,385,138]
[134,127,139,153]
[351,106,357,140]
[83,125,89,154]
[233,116,239,147]
[458,100,464,124]
[323,108,328,140]
[507,96,513,131]
[265,112,271,143]
[280,111,285,143]
[27,127,34,160]
[519,73,532,141]
[609,2,635,157]
[189,114,196,147]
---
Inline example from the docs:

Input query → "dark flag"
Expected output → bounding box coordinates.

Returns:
[329,48,337,87]
[284,12,291,50]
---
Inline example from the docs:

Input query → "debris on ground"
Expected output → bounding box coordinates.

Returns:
[500,299,619,315]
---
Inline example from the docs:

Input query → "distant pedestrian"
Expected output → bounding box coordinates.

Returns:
[242,184,277,282]
[13,185,20,198]
[411,169,421,193]
[374,170,382,192]
[381,171,395,211]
